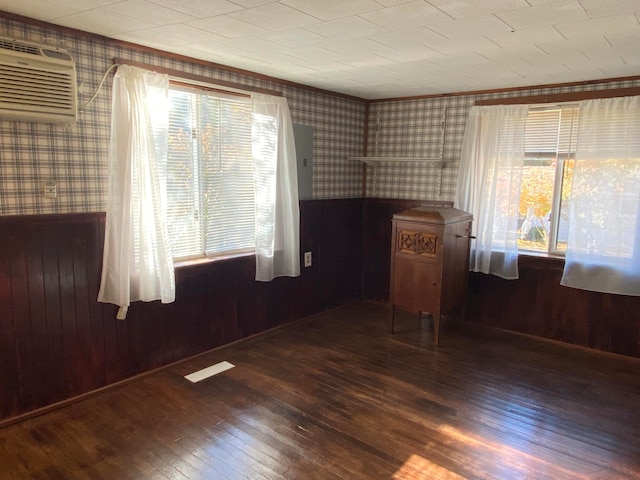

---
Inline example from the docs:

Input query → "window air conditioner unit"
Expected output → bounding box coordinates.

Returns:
[0,36,77,124]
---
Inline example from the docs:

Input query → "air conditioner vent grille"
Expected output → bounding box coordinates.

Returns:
[0,65,75,113]
[0,39,40,56]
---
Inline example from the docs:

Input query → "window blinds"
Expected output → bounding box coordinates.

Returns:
[525,106,579,159]
[165,86,254,260]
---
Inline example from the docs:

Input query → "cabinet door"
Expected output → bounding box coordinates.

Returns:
[390,221,443,313]
[391,256,442,315]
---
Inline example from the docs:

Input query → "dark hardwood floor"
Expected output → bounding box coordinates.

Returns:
[1,302,639,480]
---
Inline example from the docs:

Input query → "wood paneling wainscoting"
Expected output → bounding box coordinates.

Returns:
[466,255,640,358]
[361,198,640,359]
[0,199,363,423]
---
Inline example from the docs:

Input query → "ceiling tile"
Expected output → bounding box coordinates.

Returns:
[105,0,196,25]
[336,56,393,72]
[0,0,78,21]
[376,45,446,63]
[471,54,541,73]
[338,65,395,81]
[572,53,629,72]
[435,51,492,67]
[425,35,505,55]
[54,8,156,36]
[147,0,243,17]
[285,46,355,63]
[370,27,446,48]
[524,0,574,5]
[240,50,317,69]
[523,56,630,83]
[554,14,640,40]
[182,42,251,57]
[222,36,298,54]
[112,28,193,47]
[43,0,119,8]
[485,25,565,48]
[187,15,267,38]
[427,14,513,39]
[281,71,333,83]
[621,54,640,68]
[496,0,589,30]
[294,63,352,78]
[229,3,319,31]
[426,0,529,19]
[312,37,388,56]
[359,1,451,30]
[598,62,640,79]
[537,35,618,57]
[181,43,265,68]
[476,45,548,64]
[580,0,640,18]
[279,0,382,21]
[376,0,419,5]
[304,17,388,41]
[260,29,325,48]
[230,0,275,6]
[149,24,228,44]
[605,27,640,53]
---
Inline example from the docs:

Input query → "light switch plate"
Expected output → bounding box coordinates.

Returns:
[43,180,57,198]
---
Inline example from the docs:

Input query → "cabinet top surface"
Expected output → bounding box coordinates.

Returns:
[392,206,473,225]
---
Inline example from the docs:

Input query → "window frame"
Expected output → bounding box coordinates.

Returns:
[519,104,579,256]
[165,80,256,262]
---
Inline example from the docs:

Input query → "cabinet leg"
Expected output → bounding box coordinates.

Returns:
[434,313,441,347]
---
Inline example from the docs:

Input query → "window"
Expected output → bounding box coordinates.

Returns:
[165,85,255,260]
[456,95,640,295]
[518,106,579,255]
[99,65,300,318]
[560,95,640,296]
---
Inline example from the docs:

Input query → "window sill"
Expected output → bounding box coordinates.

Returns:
[518,250,565,267]
[518,250,564,259]
[174,251,254,270]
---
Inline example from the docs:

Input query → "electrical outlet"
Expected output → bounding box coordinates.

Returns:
[304,251,312,267]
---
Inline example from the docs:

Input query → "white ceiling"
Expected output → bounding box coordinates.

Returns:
[1,0,639,99]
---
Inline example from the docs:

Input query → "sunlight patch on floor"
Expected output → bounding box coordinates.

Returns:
[437,424,592,479]
[393,454,467,480]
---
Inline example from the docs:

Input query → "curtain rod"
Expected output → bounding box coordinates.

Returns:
[170,80,250,99]
[475,86,640,106]
[528,102,580,111]
[113,58,284,97]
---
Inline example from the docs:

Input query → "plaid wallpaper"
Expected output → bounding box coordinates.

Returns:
[366,78,640,201]
[0,17,366,216]
[1,16,639,215]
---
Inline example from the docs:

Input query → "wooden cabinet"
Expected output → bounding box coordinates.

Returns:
[389,206,473,346]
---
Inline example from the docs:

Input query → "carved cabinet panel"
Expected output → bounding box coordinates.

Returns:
[389,206,473,346]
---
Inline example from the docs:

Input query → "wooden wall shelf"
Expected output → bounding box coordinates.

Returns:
[349,156,443,166]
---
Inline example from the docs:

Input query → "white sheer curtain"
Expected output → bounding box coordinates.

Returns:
[252,93,300,281]
[561,96,640,296]
[98,65,175,319]
[455,104,528,279]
